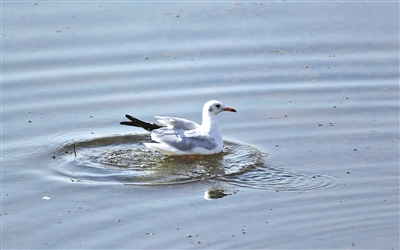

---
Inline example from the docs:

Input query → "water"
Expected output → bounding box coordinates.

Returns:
[52,135,341,192]
[2,1,399,249]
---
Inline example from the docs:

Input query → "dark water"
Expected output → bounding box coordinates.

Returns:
[2,1,399,249]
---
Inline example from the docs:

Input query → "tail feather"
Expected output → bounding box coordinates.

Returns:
[120,114,163,132]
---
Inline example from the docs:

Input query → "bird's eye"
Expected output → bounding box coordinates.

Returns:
[216,104,221,108]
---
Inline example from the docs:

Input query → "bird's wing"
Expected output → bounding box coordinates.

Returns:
[150,128,217,151]
[154,116,200,130]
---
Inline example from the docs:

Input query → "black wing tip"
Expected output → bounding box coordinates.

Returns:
[120,121,132,126]
[120,114,136,126]
[125,114,136,121]
[120,114,163,131]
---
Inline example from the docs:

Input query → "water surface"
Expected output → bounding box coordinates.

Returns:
[2,1,399,249]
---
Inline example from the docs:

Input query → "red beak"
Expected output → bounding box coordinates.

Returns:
[224,107,237,112]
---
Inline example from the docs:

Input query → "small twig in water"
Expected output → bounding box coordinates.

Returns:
[72,139,77,157]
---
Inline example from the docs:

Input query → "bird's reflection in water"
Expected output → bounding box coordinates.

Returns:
[204,184,237,200]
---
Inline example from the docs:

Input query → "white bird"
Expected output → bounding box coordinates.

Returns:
[120,100,236,155]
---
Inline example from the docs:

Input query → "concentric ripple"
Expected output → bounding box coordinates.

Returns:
[52,134,343,191]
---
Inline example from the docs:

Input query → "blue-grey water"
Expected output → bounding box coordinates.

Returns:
[2,1,399,249]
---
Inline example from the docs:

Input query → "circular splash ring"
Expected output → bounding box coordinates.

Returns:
[53,134,343,191]
[54,134,263,185]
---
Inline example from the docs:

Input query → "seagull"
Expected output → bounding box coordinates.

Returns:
[120,100,236,155]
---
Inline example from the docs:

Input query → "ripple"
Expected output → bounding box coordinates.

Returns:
[52,134,343,191]
[219,161,344,191]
